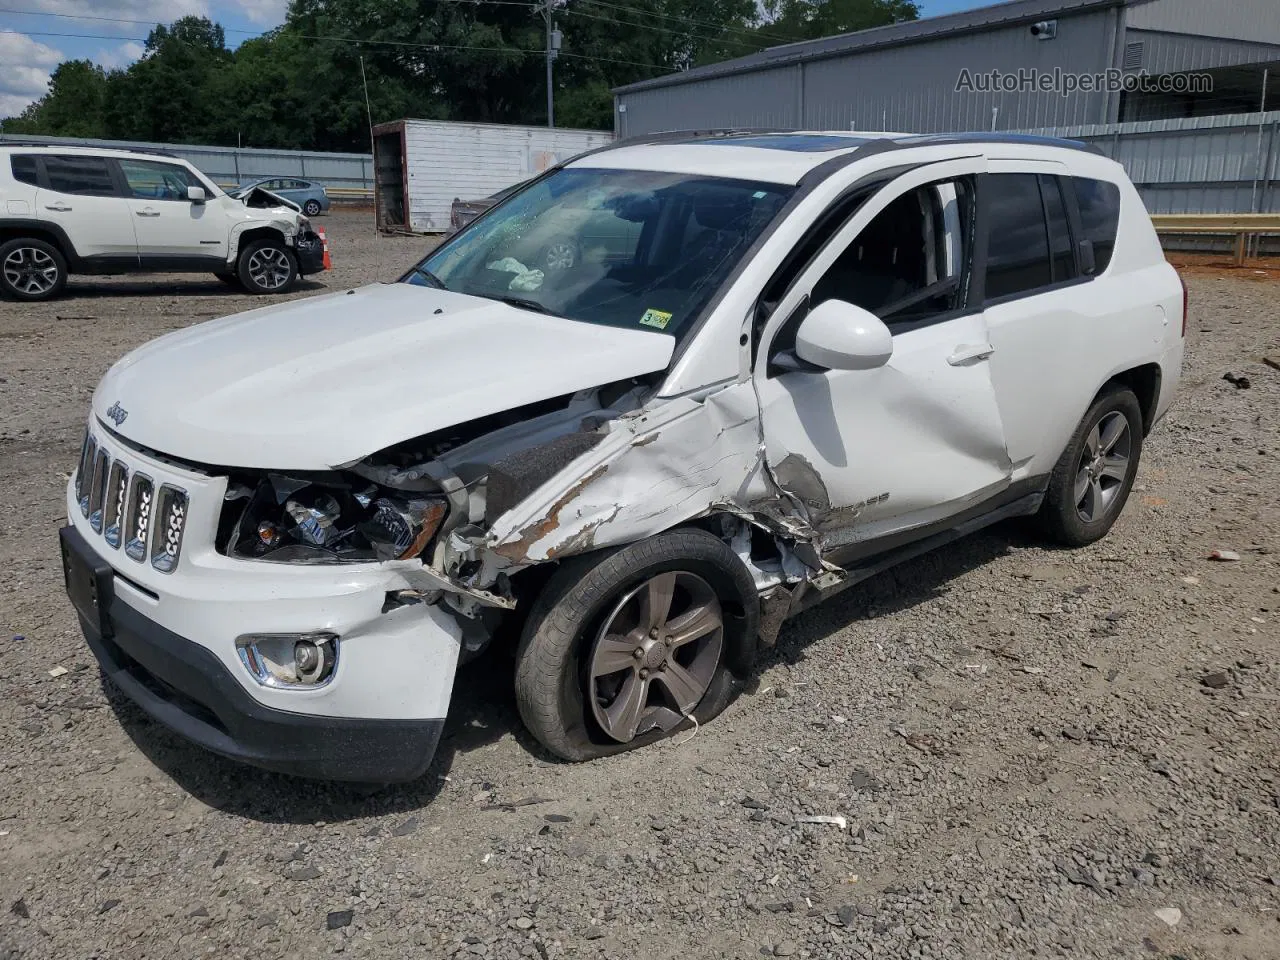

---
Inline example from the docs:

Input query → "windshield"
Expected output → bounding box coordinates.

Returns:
[404,167,794,340]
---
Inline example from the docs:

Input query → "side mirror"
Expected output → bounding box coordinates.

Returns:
[187,185,207,205]
[794,299,893,370]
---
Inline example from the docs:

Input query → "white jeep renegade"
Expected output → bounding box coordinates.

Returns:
[61,131,1185,781]
[0,144,325,300]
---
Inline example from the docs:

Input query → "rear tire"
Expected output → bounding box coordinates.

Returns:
[0,238,67,302]
[237,239,297,294]
[303,199,322,217]
[514,528,759,761]
[1039,386,1143,547]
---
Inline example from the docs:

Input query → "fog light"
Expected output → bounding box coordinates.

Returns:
[236,632,338,688]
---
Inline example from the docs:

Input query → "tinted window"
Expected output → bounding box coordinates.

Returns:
[119,158,198,201]
[43,155,117,197]
[1041,175,1076,282]
[813,178,975,324]
[1073,177,1121,273]
[985,174,1051,300]
[10,155,39,186]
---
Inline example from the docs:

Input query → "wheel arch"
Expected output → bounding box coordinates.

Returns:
[1098,362,1162,436]
[230,225,289,263]
[0,221,80,269]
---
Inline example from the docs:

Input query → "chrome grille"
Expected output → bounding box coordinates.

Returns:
[104,461,129,548]
[74,430,187,574]
[151,486,188,573]
[125,474,154,563]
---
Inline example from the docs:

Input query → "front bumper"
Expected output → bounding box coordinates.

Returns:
[63,525,445,782]
[295,231,325,275]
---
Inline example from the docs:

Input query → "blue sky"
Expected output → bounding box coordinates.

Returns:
[0,0,988,118]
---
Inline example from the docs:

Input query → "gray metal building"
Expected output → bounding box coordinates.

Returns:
[612,0,1280,137]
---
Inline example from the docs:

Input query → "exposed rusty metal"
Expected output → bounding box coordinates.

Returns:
[490,464,609,562]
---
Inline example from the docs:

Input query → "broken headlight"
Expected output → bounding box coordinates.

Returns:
[221,474,448,564]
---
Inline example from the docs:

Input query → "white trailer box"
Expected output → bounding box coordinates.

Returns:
[372,119,614,233]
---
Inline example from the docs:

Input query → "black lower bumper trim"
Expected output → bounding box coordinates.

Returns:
[63,527,441,782]
[295,234,325,275]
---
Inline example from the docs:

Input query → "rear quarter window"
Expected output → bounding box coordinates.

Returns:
[10,155,39,186]
[1073,177,1122,273]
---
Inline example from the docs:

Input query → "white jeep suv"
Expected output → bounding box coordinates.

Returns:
[0,144,325,300]
[60,131,1185,781]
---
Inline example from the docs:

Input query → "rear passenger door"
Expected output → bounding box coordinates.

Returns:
[34,154,137,264]
[979,163,1150,480]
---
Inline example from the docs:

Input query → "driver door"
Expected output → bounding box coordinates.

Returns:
[116,157,227,264]
[754,158,1012,562]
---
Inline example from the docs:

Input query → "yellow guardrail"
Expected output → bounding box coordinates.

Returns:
[1151,213,1280,265]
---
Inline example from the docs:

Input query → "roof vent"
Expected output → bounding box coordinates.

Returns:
[1124,41,1145,71]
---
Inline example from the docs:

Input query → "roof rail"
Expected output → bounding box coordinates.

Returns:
[0,139,179,159]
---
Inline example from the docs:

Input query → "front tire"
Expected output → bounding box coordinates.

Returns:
[237,239,298,294]
[1040,386,1143,547]
[515,528,759,761]
[0,238,67,302]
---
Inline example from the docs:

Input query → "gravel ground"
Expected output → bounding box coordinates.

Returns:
[1,210,1277,960]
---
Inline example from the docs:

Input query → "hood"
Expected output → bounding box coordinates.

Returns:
[232,185,301,212]
[93,284,676,470]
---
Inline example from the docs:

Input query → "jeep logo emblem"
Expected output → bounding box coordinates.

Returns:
[105,401,128,427]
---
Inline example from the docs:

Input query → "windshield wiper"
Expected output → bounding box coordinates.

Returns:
[490,294,552,314]
[408,265,446,289]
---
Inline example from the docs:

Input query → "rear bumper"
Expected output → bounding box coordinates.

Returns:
[63,524,445,782]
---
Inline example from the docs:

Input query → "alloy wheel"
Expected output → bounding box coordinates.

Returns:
[3,246,59,296]
[1074,411,1131,523]
[588,571,723,743]
[247,248,292,290]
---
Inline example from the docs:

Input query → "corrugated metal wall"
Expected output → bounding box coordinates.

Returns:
[617,8,1123,136]
[0,133,373,189]
[1125,30,1280,75]
[1027,111,1280,212]
[1125,0,1280,46]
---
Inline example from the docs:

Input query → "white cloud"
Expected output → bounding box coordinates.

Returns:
[0,31,63,119]
[95,40,146,69]
[231,0,289,26]
[17,0,208,19]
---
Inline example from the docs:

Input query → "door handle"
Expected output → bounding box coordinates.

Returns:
[44,203,73,212]
[947,343,995,366]
[136,209,161,218]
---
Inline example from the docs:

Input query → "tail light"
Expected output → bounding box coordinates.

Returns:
[1178,272,1188,337]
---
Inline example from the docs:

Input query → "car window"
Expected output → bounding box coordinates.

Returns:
[1073,177,1122,273]
[10,155,39,186]
[43,155,117,197]
[1041,175,1076,283]
[118,158,198,201]
[409,167,794,343]
[810,178,975,325]
[290,180,310,189]
[984,173,1053,301]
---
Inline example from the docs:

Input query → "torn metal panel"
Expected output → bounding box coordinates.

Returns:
[482,382,771,567]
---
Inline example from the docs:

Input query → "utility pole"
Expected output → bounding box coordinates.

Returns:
[535,0,563,127]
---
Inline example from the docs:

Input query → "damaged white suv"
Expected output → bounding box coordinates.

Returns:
[61,131,1185,781]
[0,145,324,300]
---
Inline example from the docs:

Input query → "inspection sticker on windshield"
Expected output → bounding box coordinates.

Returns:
[639,308,673,329]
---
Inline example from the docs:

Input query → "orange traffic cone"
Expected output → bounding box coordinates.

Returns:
[318,227,332,270]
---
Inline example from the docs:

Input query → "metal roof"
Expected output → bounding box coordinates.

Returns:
[614,0,1127,94]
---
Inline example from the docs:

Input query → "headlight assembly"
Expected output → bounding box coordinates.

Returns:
[221,474,448,564]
